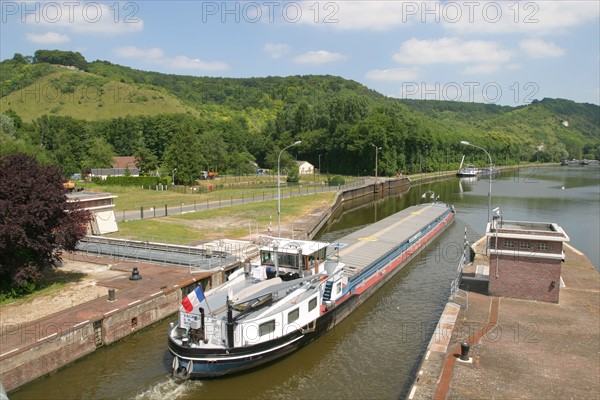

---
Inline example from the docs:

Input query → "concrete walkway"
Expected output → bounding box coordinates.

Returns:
[410,245,600,399]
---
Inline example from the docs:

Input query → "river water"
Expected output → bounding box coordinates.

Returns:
[11,165,599,400]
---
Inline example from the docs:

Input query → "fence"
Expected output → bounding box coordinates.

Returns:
[116,179,371,222]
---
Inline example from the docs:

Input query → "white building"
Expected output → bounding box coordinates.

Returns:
[296,161,314,175]
[66,192,118,235]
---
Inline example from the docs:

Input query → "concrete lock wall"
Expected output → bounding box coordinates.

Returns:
[1,324,96,392]
[102,290,181,345]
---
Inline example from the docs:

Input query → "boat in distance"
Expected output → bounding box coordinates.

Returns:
[168,202,455,379]
[456,155,478,177]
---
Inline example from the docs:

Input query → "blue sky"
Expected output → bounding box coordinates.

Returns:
[2,1,599,106]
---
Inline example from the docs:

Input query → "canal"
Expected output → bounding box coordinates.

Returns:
[11,165,599,400]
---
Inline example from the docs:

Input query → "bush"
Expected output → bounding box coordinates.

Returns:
[328,175,346,186]
[91,176,167,186]
[286,168,300,183]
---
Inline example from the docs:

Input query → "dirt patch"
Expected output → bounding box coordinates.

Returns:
[0,260,126,325]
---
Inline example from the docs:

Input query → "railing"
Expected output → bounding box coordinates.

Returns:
[449,227,470,310]
[115,178,372,223]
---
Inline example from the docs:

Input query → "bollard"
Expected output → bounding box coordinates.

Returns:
[129,267,142,280]
[460,342,470,361]
[108,288,116,301]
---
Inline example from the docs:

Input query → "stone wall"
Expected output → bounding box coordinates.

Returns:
[1,324,96,392]
[102,290,181,345]
[488,256,561,303]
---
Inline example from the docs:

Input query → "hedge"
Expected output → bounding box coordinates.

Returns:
[91,176,168,186]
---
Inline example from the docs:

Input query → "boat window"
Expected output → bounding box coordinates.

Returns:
[336,282,342,294]
[259,320,276,336]
[288,308,299,324]
[308,297,317,312]
[261,251,274,265]
[276,253,304,269]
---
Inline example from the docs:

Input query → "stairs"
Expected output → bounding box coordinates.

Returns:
[323,281,333,301]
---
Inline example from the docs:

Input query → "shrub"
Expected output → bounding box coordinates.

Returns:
[328,175,346,186]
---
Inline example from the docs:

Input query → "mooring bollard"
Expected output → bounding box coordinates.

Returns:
[108,288,116,301]
[460,342,470,361]
[129,267,142,280]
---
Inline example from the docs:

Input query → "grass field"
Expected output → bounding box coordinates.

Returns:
[80,174,351,211]
[111,192,335,244]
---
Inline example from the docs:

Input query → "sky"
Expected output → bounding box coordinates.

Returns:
[1,0,599,106]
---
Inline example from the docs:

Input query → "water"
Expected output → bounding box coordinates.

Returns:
[11,165,599,400]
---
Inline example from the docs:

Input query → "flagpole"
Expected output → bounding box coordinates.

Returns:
[201,285,213,315]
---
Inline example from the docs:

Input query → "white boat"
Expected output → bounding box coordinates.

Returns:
[168,202,455,379]
[457,155,479,177]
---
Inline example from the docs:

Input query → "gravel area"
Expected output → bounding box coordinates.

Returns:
[0,260,126,325]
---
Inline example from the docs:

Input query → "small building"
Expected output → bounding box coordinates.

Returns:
[296,161,314,175]
[66,192,118,235]
[112,156,137,169]
[486,215,570,303]
[90,156,140,179]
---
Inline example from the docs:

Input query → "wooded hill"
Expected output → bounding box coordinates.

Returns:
[1,51,598,184]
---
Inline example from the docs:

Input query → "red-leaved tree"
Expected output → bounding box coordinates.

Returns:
[0,153,91,288]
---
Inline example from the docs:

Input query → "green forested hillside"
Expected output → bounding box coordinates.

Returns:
[1,51,598,183]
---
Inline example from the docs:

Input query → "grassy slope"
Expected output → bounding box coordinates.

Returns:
[1,68,200,122]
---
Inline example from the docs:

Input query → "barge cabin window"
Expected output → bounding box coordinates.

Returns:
[259,320,276,337]
[288,308,299,324]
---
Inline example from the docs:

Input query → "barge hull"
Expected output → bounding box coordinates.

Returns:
[169,203,454,378]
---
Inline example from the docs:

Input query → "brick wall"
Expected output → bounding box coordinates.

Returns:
[0,325,96,392]
[492,237,563,255]
[488,255,561,303]
[103,290,180,345]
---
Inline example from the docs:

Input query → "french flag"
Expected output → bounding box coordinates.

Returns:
[181,286,205,313]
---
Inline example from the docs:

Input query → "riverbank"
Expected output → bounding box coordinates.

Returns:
[409,242,600,399]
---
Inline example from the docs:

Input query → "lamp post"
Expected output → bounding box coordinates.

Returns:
[461,140,493,223]
[172,168,177,186]
[318,154,322,175]
[278,140,301,237]
[371,144,382,184]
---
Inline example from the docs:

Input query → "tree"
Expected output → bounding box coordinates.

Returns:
[163,130,205,185]
[86,136,116,170]
[134,146,159,175]
[0,153,91,289]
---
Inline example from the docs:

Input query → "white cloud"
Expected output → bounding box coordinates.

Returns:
[443,1,599,36]
[462,63,501,74]
[264,43,291,59]
[289,1,598,35]
[318,1,418,31]
[24,2,143,35]
[365,67,420,81]
[519,39,565,58]
[113,46,229,72]
[293,50,347,65]
[393,37,514,65]
[114,46,164,60]
[165,56,229,71]
[26,32,70,44]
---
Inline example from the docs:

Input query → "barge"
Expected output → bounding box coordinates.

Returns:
[168,201,455,379]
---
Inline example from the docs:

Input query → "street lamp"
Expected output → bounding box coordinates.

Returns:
[371,144,382,184]
[318,154,322,175]
[461,140,493,223]
[172,168,177,186]
[278,140,301,237]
